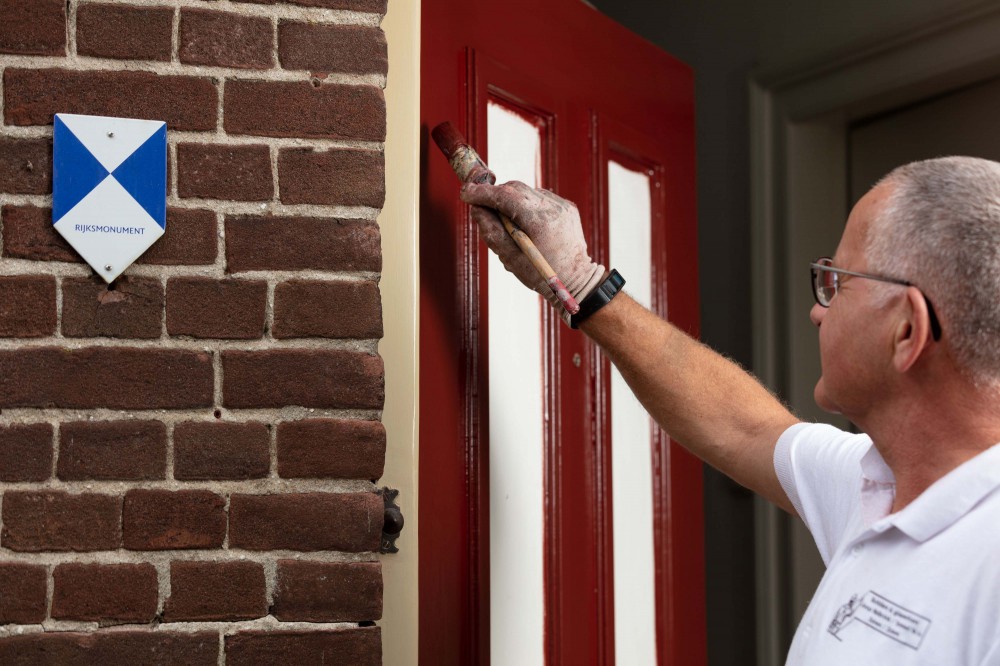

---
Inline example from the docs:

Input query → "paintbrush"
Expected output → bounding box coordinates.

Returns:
[431,121,581,316]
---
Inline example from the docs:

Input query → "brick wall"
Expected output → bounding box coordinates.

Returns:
[0,0,388,663]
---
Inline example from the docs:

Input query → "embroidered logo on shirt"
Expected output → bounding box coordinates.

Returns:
[828,591,931,649]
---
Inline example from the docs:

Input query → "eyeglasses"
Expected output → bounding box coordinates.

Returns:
[810,257,942,341]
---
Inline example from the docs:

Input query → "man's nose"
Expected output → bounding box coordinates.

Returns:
[810,302,826,327]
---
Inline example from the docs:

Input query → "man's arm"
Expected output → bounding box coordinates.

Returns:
[459,180,800,513]
[582,292,798,513]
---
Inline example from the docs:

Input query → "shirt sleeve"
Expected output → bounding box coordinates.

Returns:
[773,422,872,564]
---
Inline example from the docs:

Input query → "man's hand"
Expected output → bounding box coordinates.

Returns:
[460,181,605,323]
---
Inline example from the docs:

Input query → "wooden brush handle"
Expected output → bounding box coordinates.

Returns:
[499,213,580,315]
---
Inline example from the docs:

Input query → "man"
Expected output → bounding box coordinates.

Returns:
[460,156,1000,664]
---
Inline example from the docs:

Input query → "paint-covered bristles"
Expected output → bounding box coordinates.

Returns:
[431,121,466,158]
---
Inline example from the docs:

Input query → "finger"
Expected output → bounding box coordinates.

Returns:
[471,206,518,256]
[460,182,505,207]
[461,181,536,220]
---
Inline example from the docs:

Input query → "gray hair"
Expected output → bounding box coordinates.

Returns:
[868,156,1000,386]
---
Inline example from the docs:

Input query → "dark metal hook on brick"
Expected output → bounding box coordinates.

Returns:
[379,487,404,554]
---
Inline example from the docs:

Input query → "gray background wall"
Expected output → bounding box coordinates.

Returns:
[588,1,974,663]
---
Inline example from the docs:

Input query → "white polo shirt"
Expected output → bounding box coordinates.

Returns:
[774,423,1000,665]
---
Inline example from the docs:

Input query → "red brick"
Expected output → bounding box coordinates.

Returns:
[0,137,52,194]
[124,490,226,550]
[1,206,79,262]
[233,0,387,11]
[180,9,273,69]
[0,632,218,665]
[52,563,158,623]
[58,420,167,481]
[141,207,217,265]
[272,280,383,340]
[225,80,385,141]
[222,350,384,409]
[0,275,57,337]
[77,4,173,62]
[279,22,387,75]
[0,347,214,409]
[173,421,270,480]
[0,0,65,56]
[1,491,121,552]
[0,423,53,482]
[164,560,267,621]
[225,215,380,273]
[61,276,164,339]
[273,560,381,622]
[0,563,47,624]
[225,628,381,666]
[277,419,385,479]
[167,277,267,339]
[178,143,273,201]
[4,69,218,130]
[229,493,381,551]
[278,147,384,207]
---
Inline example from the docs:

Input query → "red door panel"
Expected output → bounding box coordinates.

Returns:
[420,1,703,663]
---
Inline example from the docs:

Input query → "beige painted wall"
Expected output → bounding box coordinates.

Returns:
[379,1,420,663]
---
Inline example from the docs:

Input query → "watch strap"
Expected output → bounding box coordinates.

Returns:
[570,269,625,329]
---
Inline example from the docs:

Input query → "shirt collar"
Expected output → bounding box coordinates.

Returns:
[887,443,1000,542]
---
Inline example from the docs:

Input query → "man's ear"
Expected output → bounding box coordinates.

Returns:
[892,286,933,373]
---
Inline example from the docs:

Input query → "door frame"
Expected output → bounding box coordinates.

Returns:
[749,3,1000,663]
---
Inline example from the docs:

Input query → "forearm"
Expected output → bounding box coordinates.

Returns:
[581,292,798,511]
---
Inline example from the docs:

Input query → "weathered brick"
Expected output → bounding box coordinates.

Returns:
[178,143,273,201]
[124,490,226,550]
[164,560,267,621]
[0,275,57,337]
[58,420,167,481]
[225,215,380,273]
[167,277,267,339]
[222,350,384,409]
[0,0,65,56]
[277,419,385,479]
[1,491,121,552]
[4,69,218,130]
[0,632,219,665]
[173,421,270,480]
[77,4,174,62]
[229,493,382,552]
[0,563,47,624]
[273,560,381,622]
[278,147,384,207]
[142,207,218,265]
[0,347,214,409]
[0,137,52,194]
[225,80,385,141]
[0,423,53,482]
[1,206,79,262]
[52,563,158,623]
[272,280,382,340]
[180,9,273,69]
[61,276,164,339]
[279,22,387,75]
[225,628,381,666]
[233,0,387,11]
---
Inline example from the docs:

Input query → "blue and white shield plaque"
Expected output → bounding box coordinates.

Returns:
[53,113,167,283]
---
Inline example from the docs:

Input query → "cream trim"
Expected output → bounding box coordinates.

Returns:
[379,1,420,664]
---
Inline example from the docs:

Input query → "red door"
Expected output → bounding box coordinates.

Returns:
[419,2,704,664]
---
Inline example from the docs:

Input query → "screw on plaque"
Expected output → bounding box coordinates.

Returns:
[379,487,404,554]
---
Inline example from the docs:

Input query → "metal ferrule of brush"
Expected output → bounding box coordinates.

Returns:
[448,145,496,185]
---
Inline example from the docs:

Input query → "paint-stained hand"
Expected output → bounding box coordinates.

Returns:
[460,180,605,323]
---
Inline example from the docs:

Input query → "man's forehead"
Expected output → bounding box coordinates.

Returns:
[835,180,896,264]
